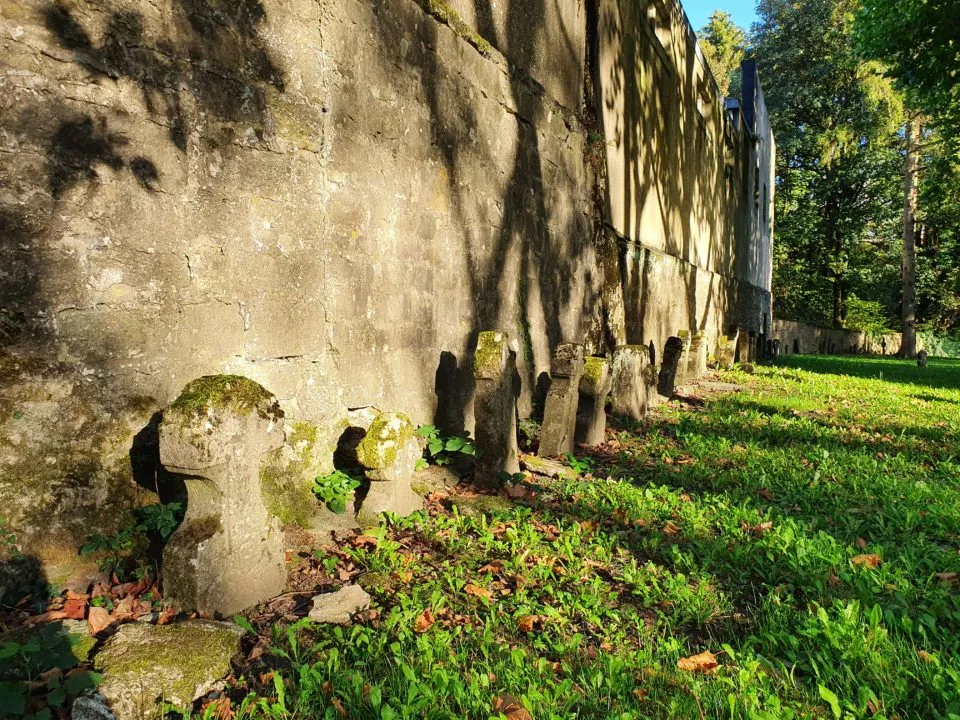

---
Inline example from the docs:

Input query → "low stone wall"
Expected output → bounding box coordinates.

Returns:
[773,319,905,356]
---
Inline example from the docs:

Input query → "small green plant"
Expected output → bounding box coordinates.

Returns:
[80,502,183,579]
[312,470,362,514]
[415,425,475,466]
[0,627,101,718]
[565,453,596,475]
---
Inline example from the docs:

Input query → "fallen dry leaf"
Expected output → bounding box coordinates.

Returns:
[851,553,882,569]
[479,561,505,575]
[464,583,493,600]
[391,571,413,583]
[87,606,113,635]
[492,694,532,720]
[414,609,435,633]
[62,597,87,621]
[26,610,68,625]
[918,650,935,663]
[352,535,378,548]
[157,607,175,625]
[856,537,869,549]
[506,484,529,499]
[516,615,536,633]
[662,520,682,536]
[200,697,233,720]
[936,572,958,584]
[677,650,719,673]
[758,488,773,500]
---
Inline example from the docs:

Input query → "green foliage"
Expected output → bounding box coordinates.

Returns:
[215,357,960,719]
[755,0,905,329]
[414,425,475,467]
[79,502,183,579]
[312,470,362,515]
[564,452,595,475]
[697,11,746,97]
[0,625,102,719]
[843,294,894,333]
[854,0,960,148]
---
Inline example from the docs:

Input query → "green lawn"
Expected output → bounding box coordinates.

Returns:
[228,356,960,720]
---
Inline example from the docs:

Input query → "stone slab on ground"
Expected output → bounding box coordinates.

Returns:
[78,620,243,720]
[308,585,372,624]
[520,455,576,480]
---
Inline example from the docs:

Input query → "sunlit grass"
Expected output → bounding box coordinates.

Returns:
[217,356,960,720]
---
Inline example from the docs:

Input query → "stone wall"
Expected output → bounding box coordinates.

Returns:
[0,0,774,566]
[773,320,904,356]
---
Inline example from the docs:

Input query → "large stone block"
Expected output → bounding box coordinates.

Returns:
[473,331,519,486]
[575,356,611,446]
[160,375,286,616]
[538,343,585,457]
[657,337,684,398]
[610,345,650,420]
[74,620,243,720]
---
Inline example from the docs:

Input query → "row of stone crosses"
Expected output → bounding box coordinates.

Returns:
[472,329,706,486]
[153,329,719,619]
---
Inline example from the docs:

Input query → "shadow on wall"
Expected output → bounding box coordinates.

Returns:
[364,0,604,434]
[2,0,285,350]
[0,0,287,560]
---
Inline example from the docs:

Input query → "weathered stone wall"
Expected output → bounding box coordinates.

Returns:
[0,0,774,565]
[773,320,905,356]
[596,0,774,354]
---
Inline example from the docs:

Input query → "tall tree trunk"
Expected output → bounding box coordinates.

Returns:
[900,116,920,358]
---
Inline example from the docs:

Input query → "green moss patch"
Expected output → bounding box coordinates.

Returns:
[169,375,280,419]
[356,413,415,471]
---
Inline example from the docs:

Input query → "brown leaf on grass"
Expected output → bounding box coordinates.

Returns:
[87,606,113,635]
[391,571,413,583]
[113,597,136,620]
[414,609,435,633]
[741,521,773,537]
[866,698,880,716]
[331,697,347,717]
[62,597,87,621]
[851,553,882,569]
[662,521,682,536]
[758,488,773,500]
[856,537,869,550]
[917,650,935,663]
[157,607,175,625]
[580,520,599,533]
[828,574,841,586]
[936,572,958,584]
[492,694,532,720]
[248,641,269,661]
[479,560,505,575]
[677,650,719,673]
[506,484,529,499]
[464,583,493,600]
[516,615,536,633]
[200,697,234,720]
[352,535,378,548]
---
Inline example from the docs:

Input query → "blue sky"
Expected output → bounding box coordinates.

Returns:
[682,0,759,33]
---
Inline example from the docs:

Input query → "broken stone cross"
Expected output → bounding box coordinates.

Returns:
[610,344,650,420]
[355,411,424,528]
[473,331,519,487]
[160,375,287,616]
[575,356,611,447]
[538,343,585,457]
[658,336,684,398]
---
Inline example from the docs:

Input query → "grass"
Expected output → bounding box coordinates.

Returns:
[217,356,960,720]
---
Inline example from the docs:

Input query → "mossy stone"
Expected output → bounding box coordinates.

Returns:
[168,375,280,420]
[94,620,243,717]
[356,413,415,471]
[474,332,507,380]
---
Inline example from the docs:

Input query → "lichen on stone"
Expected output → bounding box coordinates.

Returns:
[580,356,607,393]
[474,332,506,379]
[356,412,414,471]
[418,0,493,56]
[168,375,281,420]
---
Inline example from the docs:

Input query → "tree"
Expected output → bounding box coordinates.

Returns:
[754,0,904,329]
[697,11,747,97]
[855,0,960,148]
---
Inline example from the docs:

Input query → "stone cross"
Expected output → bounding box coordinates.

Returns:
[610,344,650,420]
[538,343,585,457]
[160,375,286,616]
[355,411,424,527]
[575,356,611,446]
[658,336,684,397]
[473,331,519,486]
